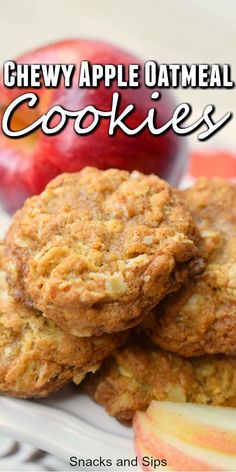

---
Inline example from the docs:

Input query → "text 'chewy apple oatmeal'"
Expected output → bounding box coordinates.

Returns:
[5,167,201,337]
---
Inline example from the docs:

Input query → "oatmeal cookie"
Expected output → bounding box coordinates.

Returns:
[0,246,126,398]
[142,178,236,356]
[84,339,236,422]
[5,167,201,337]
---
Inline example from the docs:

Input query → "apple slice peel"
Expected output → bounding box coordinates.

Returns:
[146,403,236,455]
[134,401,236,472]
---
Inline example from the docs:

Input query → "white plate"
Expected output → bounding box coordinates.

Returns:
[0,207,140,470]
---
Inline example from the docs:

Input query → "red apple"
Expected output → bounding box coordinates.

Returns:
[189,150,236,180]
[0,39,184,213]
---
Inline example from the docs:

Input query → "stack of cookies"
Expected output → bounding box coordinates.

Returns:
[1,168,236,421]
[84,177,236,421]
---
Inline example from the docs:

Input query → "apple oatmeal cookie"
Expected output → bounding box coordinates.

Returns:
[5,167,202,337]
[141,178,236,356]
[0,246,126,398]
[84,339,236,422]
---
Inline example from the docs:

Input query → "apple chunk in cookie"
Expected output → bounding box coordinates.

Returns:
[0,246,126,398]
[5,167,202,337]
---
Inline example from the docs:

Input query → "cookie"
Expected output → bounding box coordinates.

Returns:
[0,246,126,398]
[84,339,236,422]
[5,167,201,337]
[141,178,236,356]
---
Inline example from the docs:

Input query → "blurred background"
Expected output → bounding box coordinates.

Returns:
[0,1,235,471]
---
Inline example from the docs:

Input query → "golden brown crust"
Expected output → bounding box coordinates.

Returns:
[5,167,200,337]
[0,246,126,398]
[141,178,236,356]
[84,340,236,421]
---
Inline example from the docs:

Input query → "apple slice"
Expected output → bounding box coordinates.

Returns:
[134,401,236,471]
